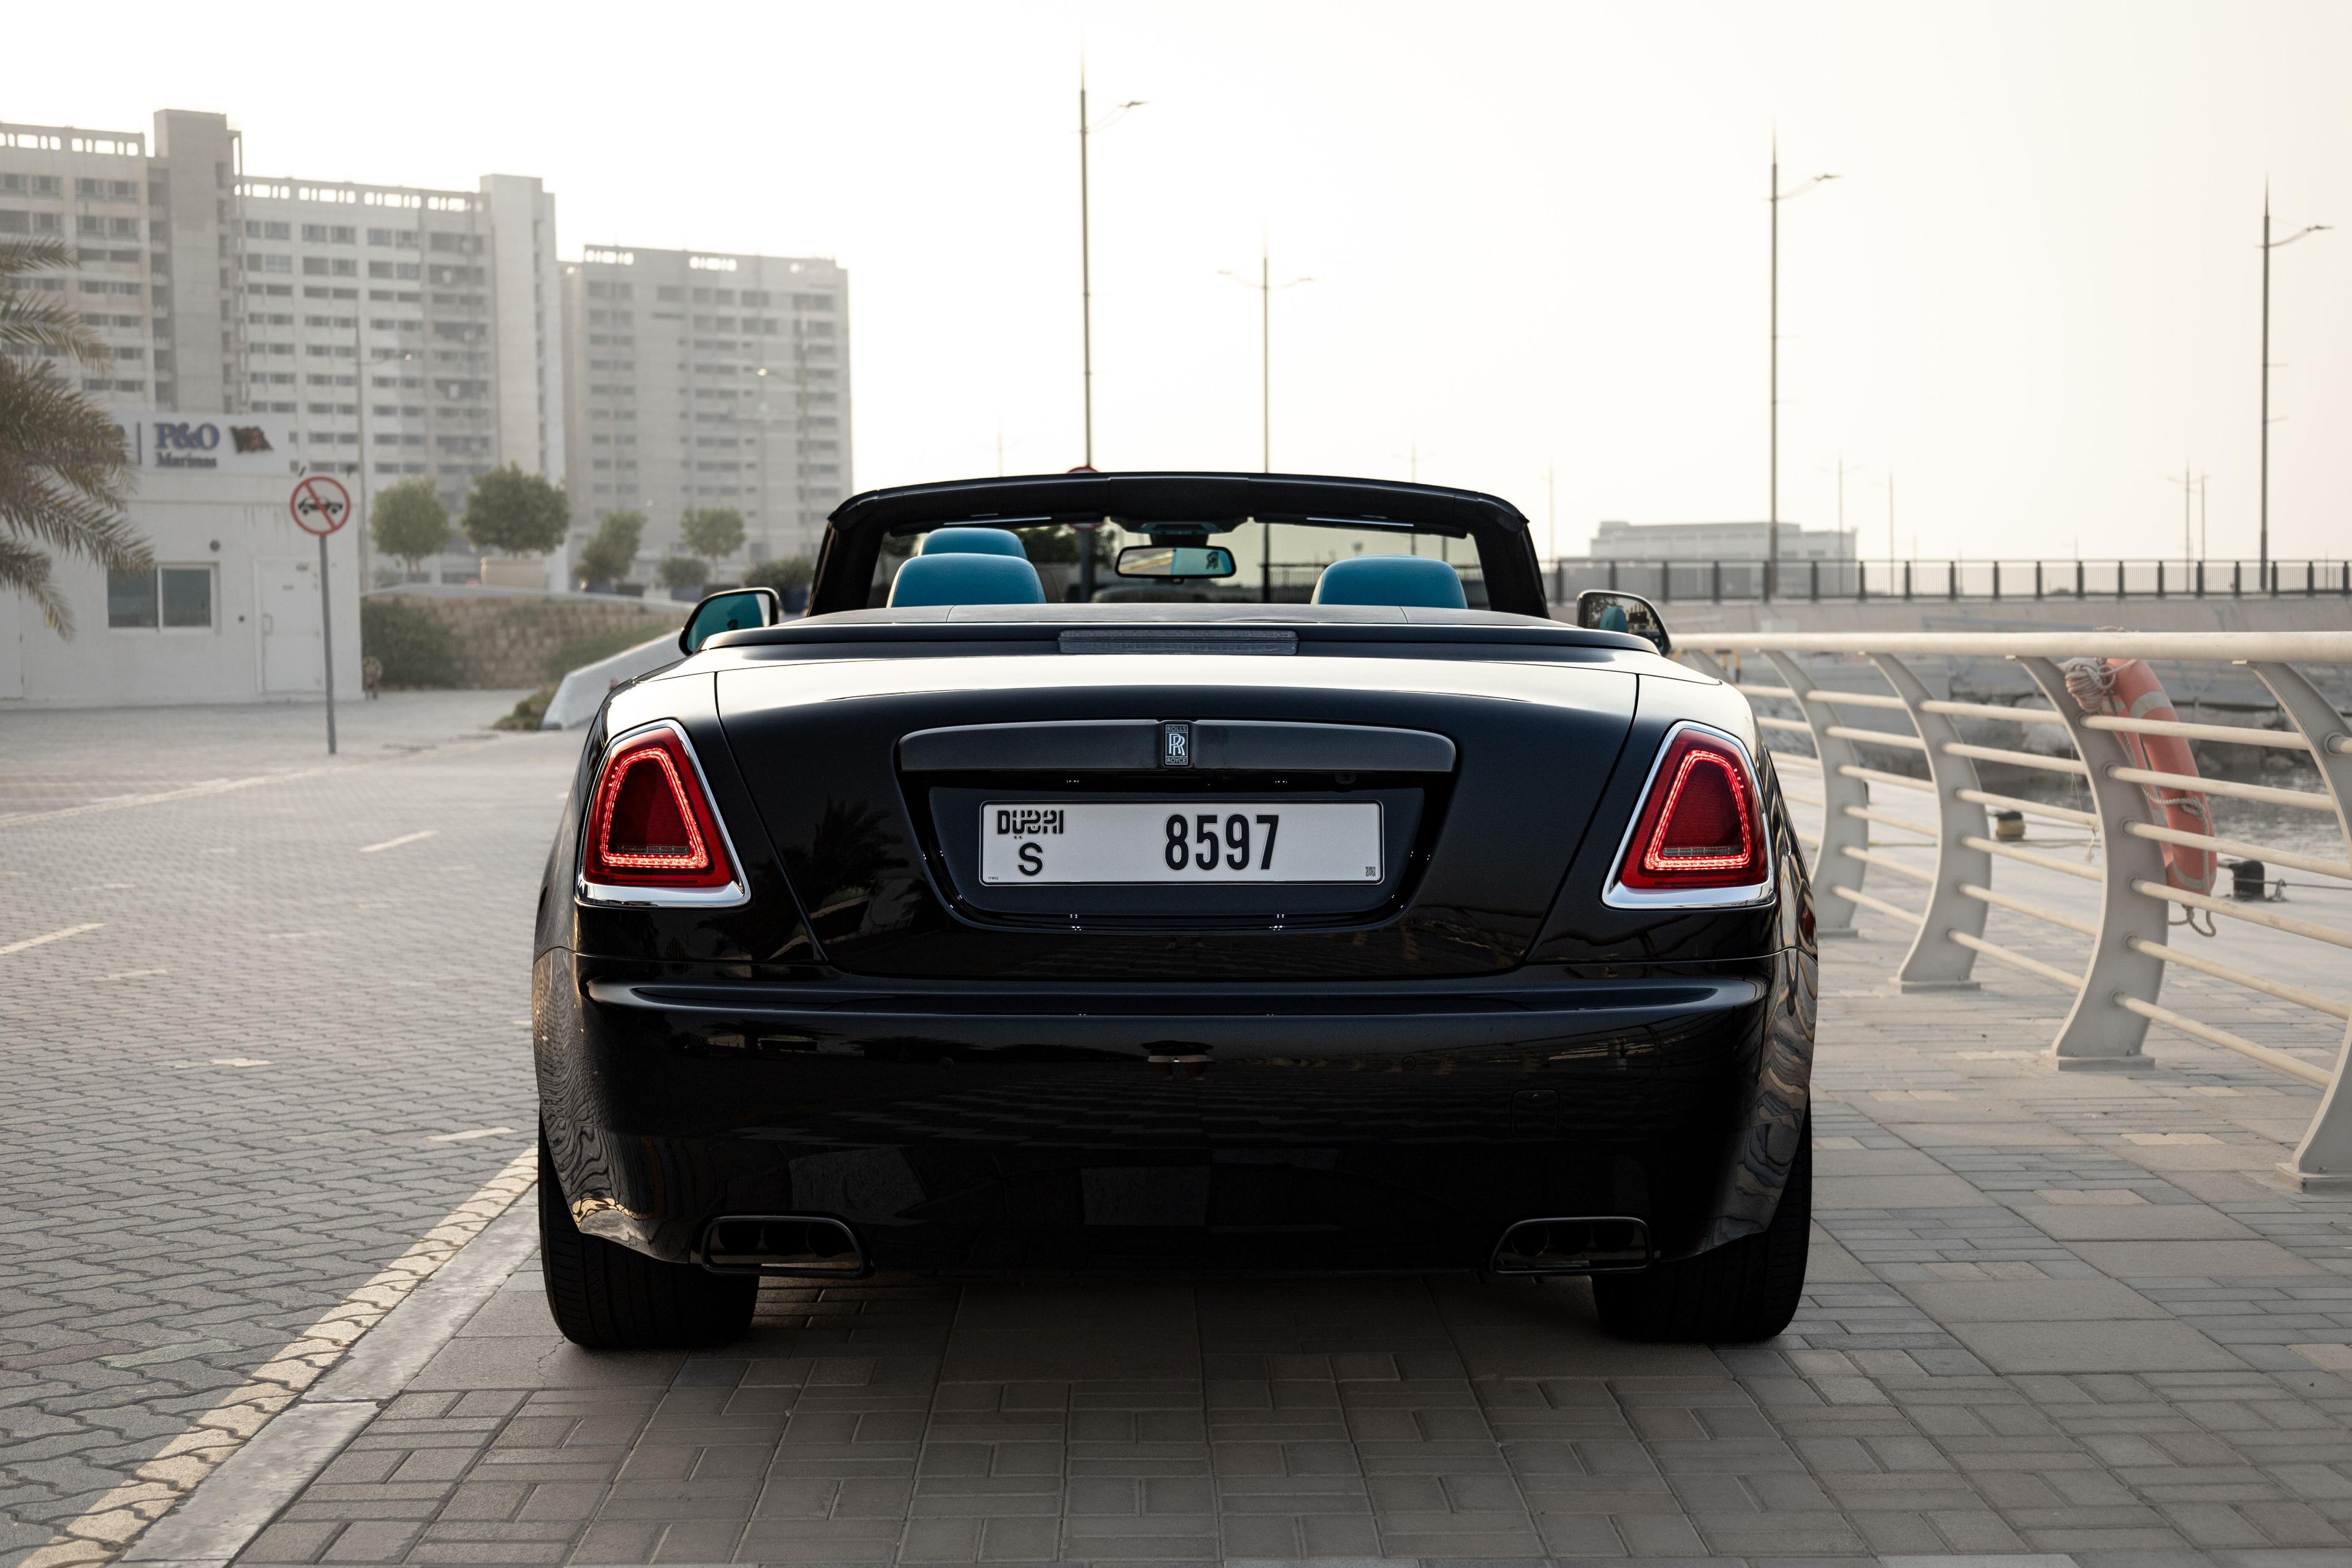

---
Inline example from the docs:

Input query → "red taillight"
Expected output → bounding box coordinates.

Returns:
[1617,729,1765,892]
[585,727,736,890]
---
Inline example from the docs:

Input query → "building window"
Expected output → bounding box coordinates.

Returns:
[108,565,214,631]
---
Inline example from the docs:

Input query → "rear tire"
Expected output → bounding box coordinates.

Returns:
[1593,1120,1810,1343]
[538,1136,756,1349]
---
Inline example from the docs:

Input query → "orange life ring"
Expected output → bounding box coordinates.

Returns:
[2082,659,2215,893]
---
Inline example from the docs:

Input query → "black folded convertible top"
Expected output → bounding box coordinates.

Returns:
[809,472,1548,617]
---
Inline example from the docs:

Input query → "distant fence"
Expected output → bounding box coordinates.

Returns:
[1687,628,2352,1191]
[1552,558,2352,605]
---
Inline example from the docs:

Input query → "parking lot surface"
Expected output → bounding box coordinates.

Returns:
[6,698,2352,1567]
[1,696,562,1564]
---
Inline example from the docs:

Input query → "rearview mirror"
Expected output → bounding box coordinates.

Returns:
[680,586,782,655]
[1575,590,1671,656]
[1115,545,1237,580]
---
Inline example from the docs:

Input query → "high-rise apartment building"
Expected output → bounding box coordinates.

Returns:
[1,110,565,583]
[563,246,850,577]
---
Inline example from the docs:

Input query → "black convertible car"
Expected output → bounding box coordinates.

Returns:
[533,472,1815,1348]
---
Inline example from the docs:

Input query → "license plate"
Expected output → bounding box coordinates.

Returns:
[981,802,1383,884]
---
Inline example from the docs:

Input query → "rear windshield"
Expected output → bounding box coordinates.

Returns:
[867,518,1493,608]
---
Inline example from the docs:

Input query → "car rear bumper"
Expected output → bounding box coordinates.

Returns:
[533,950,1815,1273]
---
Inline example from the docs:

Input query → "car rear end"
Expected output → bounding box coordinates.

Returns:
[533,617,1813,1308]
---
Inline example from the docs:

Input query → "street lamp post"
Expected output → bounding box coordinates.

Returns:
[2168,464,2207,564]
[1768,144,1838,601]
[1076,73,1144,603]
[2259,188,2328,582]
[1221,243,1314,602]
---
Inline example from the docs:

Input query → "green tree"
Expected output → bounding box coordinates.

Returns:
[658,554,708,596]
[0,238,148,635]
[369,477,450,577]
[578,510,644,587]
[744,556,813,596]
[679,507,745,573]
[462,463,568,556]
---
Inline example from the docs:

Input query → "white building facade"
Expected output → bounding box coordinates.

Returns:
[1,111,568,595]
[0,412,363,707]
[562,246,850,581]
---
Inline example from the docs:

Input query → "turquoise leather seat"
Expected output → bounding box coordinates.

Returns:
[888,552,1046,608]
[919,527,1028,558]
[1311,554,1468,609]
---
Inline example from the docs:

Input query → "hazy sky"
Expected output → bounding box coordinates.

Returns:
[15,1,2349,561]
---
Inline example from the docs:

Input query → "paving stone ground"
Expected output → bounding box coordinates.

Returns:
[0,695,563,1564]
[8,699,2352,1567]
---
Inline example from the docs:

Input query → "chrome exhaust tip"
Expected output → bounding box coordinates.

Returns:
[1489,1215,1650,1275]
[698,1214,870,1278]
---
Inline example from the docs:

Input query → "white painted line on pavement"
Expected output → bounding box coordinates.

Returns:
[0,736,505,831]
[357,829,437,854]
[28,1143,538,1568]
[425,1126,516,1143]
[0,922,104,957]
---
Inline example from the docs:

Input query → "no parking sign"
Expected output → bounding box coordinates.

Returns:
[290,475,353,752]
[290,475,352,537]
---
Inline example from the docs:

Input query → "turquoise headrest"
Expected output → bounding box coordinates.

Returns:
[1599,604,1629,633]
[888,552,1047,608]
[1311,554,1468,609]
[919,527,1028,558]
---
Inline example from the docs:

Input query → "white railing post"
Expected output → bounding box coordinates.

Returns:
[2246,662,2352,1189]
[1763,650,1868,938]
[2017,655,2163,1068]
[1872,654,1988,989]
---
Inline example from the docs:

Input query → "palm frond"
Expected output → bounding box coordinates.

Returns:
[0,238,77,281]
[0,246,143,638]
[0,531,73,636]
[0,240,107,364]
[0,290,108,364]
[0,358,135,505]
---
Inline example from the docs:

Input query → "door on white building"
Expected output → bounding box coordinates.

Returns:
[257,557,323,694]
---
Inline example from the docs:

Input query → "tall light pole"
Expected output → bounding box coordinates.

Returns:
[1768,142,1838,600]
[1220,243,1314,603]
[2168,464,2207,562]
[1077,73,1144,603]
[1875,469,1896,566]
[2259,188,2328,581]
[1822,452,1862,548]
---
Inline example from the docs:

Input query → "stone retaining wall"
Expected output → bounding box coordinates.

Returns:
[366,590,680,689]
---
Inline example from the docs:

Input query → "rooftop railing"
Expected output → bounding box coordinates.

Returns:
[1559,558,2352,604]
[1684,629,2352,1191]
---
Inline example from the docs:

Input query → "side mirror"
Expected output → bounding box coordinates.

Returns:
[680,586,782,655]
[1115,544,1237,580]
[1575,590,1671,656]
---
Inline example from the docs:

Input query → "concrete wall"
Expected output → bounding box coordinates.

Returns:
[3,466,362,707]
[364,586,678,689]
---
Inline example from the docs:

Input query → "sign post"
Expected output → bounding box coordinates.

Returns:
[291,475,353,755]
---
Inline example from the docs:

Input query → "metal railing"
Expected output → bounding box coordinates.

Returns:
[1557,557,2352,605]
[1683,629,2352,1191]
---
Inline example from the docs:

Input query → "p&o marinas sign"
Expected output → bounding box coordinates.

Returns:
[109,412,300,475]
